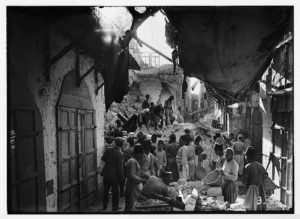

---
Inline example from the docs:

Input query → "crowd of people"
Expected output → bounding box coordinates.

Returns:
[100,126,269,212]
[139,94,176,130]
[101,93,268,212]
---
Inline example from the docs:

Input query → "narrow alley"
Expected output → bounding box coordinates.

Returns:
[7,5,293,214]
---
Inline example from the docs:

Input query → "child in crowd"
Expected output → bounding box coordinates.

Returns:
[155,140,167,177]
[201,153,211,176]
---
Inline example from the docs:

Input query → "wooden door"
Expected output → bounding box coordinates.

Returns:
[57,71,97,212]
[77,109,97,210]
[58,106,79,212]
[271,93,293,207]
[272,112,291,203]
[8,73,46,213]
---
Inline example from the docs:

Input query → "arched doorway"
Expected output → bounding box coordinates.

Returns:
[57,72,97,212]
[8,72,46,212]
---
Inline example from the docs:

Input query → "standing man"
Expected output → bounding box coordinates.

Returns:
[164,96,174,126]
[186,137,196,181]
[142,94,151,109]
[154,101,164,129]
[142,94,151,128]
[176,135,189,180]
[101,137,124,211]
[165,134,179,181]
[125,144,146,211]
[140,140,155,180]
[242,146,268,211]
[232,133,247,178]
[149,102,155,127]
[216,148,239,204]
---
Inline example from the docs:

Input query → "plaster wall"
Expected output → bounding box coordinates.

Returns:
[9,14,105,211]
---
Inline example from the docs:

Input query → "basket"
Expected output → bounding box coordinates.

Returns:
[264,175,278,196]
[203,170,223,187]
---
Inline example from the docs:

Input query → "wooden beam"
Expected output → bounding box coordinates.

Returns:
[79,64,97,83]
[47,31,90,67]
[277,83,292,90]
[133,35,173,63]
[121,7,160,48]
[75,48,80,87]
[95,83,104,95]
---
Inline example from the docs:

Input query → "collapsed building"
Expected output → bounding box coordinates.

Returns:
[7,6,293,212]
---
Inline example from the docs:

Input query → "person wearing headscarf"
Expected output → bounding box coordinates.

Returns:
[104,135,115,151]
[176,135,189,180]
[214,129,225,146]
[165,134,179,181]
[211,143,225,171]
[216,147,239,204]
[124,144,146,211]
[232,133,247,178]
[242,146,268,211]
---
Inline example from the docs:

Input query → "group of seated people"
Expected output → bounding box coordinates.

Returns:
[101,128,268,212]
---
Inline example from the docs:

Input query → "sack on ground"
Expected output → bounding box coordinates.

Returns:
[206,187,222,197]
[141,176,169,198]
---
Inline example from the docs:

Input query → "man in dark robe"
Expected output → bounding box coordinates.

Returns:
[101,137,124,211]
[242,146,268,211]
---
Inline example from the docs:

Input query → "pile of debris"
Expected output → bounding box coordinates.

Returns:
[105,83,143,131]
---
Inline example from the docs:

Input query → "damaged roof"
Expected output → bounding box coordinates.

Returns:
[163,6,293,103]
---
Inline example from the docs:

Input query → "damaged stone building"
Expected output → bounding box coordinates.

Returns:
[7,6,293,213]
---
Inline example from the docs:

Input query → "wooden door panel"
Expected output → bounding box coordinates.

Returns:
[9,71,46,213]
[58,106,97,212]
[81,110,97,207]
[86,153,95,175]
[69,131,76,155]
[16,137,37,179]
[60,189,70,211]
[70,159,79,184]
[19,178,38,212]
[61,162,70,189]
[85,130,94,152]
[58,107,79,212]
[70,186,79,211]
[87,176,96,194]
[9,108,46,213]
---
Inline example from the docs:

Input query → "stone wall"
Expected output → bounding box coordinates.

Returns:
[9,13,105,211]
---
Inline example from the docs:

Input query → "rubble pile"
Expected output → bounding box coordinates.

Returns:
[105,83,143,130]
